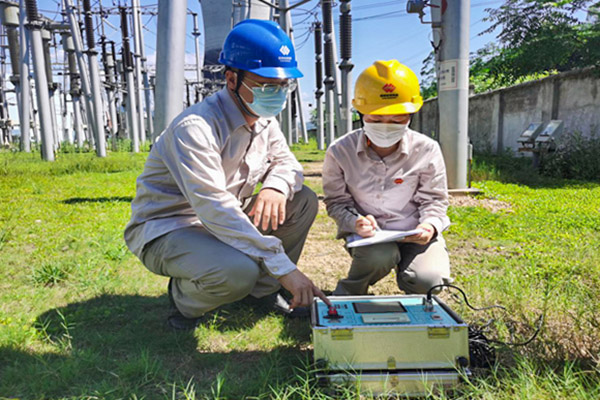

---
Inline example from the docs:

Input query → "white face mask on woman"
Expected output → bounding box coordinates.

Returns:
[363,122,409,148]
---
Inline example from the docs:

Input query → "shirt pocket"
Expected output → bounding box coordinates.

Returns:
[388,173,420,202]
[246,155,271,187]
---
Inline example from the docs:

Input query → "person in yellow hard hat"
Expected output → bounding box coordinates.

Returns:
[322,60,452,295]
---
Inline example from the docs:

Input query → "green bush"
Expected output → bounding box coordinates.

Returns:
[541,133,600,181]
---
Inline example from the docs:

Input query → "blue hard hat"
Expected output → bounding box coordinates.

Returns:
[219,19,303,79]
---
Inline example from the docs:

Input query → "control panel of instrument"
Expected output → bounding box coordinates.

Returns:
[315,296,459,327]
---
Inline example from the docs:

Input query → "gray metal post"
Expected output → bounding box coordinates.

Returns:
[278,0,293,145]
[133,0,153,140]
[434,0,470,189]
[82,0,106,157]
[120,6,140,152]
[313,21,324,150]
[19,0,31,151]
[131,0,146,142]
[339,0,353,135]
[73,93,84,147]
[63,0,97,148]
[322,0,336,146]
[25,0,54,160]
[153,0,186,141]
[192,12,203,103]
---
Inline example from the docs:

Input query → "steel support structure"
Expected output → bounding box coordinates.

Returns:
[131,0,146,142]
[82,0,106,156]
[133,0,153,140]
[120,6,140,152]
[63,0,98,149]
[19,0,31,151]
[313,21,324,150]
[25,0,54,160]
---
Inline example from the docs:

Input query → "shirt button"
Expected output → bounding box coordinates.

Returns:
[273,267,279,272]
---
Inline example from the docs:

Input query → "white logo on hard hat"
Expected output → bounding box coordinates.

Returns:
[280,45,291,56]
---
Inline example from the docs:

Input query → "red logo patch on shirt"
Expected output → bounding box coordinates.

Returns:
[394,178,404,184]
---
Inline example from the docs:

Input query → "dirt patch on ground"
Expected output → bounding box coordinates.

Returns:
[450,195,513,213]
[302,161,323,177]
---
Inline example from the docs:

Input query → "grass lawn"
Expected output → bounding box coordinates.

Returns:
[1,143,599,399]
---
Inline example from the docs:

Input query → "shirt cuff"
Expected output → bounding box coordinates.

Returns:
[262,176,291,200]
[261,251,297,278]
[421,217,443,236]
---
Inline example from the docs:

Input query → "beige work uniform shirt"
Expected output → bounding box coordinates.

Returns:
[124,89,303,278]
[322,128,450,238]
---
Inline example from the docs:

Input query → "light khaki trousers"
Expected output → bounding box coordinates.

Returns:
[333,235,452,295]
[140,186,318,318]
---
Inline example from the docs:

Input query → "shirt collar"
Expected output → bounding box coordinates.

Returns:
[356,128,411,157]
[217,88,249,132]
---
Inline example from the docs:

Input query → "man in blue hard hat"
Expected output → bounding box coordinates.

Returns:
[125,19,331,330]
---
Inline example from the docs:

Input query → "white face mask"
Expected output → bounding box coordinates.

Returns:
[363,122,409,148]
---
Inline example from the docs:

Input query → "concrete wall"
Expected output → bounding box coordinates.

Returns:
[411,68,600,154]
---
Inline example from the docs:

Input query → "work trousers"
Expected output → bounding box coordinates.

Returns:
[140,185,318,318]
[333,236,452,295]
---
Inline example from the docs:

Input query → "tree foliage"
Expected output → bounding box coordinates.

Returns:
[420,0,600,97]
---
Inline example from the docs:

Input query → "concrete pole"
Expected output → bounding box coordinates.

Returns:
[278,0,293,145]
[132,0,154,140]
[24,0,54,160]
[63,0,98,148]
[82,0,106,157]
[131,0,146,143]
[339,0,353,135]
[192,12,203,103]
[120,6,140,152]
[434,0,470,189]
[19,0,31,151]
[313,22,324,150]
[153,0,186,141]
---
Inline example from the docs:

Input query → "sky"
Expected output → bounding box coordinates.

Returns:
[23,0,505,130]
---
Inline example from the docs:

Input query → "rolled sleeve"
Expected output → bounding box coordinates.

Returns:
[161,120,296,278]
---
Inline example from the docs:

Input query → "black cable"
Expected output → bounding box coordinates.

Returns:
[427,284,545,349]
[427,284,507,312]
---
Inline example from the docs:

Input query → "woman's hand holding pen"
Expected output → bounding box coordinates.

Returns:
[403,223,436,245]
[355,215,379,238]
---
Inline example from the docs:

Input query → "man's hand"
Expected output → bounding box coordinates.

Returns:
[403,223,436,245]
[355,215,379,238]
[248,188,287,231]
[278,269,332,309]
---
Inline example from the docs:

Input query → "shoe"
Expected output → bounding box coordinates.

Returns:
[167,278,202,331]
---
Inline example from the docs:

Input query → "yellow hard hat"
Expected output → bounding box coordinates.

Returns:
[352,60,423,115]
